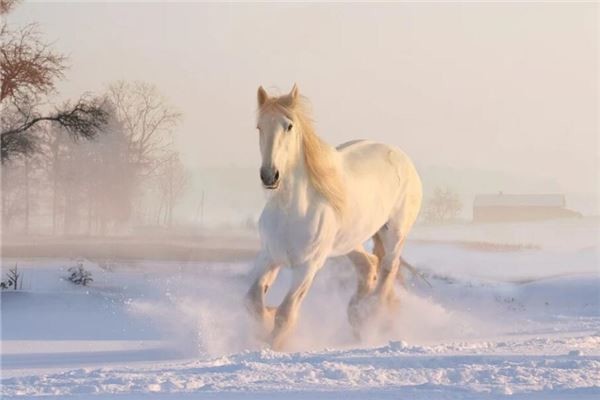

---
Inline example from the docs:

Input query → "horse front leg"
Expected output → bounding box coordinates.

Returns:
[245,251,281,336]
[271,261,320,351]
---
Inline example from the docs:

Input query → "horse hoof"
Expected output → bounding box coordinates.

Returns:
[262,306,276,331]
[270,335,286,352]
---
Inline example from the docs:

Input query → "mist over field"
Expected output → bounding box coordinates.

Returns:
[1,2,598,399]
[2,1,598,234]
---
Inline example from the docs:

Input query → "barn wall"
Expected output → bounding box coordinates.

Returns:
[473,206,580,222]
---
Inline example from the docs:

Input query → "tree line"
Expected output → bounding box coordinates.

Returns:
[1,1,189,235]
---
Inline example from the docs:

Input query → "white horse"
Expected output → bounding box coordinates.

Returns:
[245,84,422,350]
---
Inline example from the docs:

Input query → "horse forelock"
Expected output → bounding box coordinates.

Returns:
[258,95,346,216]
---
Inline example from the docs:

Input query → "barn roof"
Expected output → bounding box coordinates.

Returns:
[473,194,565,208]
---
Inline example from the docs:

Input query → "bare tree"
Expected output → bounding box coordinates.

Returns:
[0,5,108,162]
[37,105,135,236]
[106,81,181,176]
[1,3,180,234]
[1,97,109,160]
[423,186,463,224]
[0,23,65,103]
[0,0,21,16]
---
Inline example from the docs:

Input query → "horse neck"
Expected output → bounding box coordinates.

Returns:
[276,144,311,209]
[275,127,340,213]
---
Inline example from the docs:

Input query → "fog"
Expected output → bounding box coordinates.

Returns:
[2,5,600,396]
[4,2,598,231]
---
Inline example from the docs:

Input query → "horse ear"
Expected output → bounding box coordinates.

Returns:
[279,83,299,108]
[257,86,268,107]
[290,83,299,101]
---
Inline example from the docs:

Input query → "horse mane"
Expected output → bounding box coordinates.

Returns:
[259,95,346,216]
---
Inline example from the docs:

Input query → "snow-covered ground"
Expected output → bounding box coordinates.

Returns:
[1,219,599,399]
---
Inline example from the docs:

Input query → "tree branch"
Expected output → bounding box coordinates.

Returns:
[1,96,108,161]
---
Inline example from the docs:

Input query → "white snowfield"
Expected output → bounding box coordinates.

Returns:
[1,219,599,399]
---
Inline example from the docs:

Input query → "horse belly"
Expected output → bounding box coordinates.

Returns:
[330,144,405,255]
[331,183,397,257]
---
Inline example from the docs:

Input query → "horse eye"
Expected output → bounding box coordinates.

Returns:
[287,123,293,132]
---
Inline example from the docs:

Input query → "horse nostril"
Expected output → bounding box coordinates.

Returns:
[260,167,279,187]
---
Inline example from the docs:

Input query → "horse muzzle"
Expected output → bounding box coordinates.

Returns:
[260,167,280,189]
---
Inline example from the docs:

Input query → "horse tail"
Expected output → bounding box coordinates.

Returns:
[399,256,432,288]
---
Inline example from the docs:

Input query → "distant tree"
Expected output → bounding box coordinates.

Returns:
[106,81,181,225]
[82,104,135,234]
[39,104,135,235]
[106,81,181,176]
[0,4,108,161]
[40,123,68,234]
[0,128,46,234]
[1,153,24,231]
[1,3,182,234]
[155,153,189,226]
[423,187,463,224]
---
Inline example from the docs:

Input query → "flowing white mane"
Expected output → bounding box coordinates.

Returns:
[258,95,346,215]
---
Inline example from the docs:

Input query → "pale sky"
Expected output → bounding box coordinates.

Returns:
[8,1,599,197]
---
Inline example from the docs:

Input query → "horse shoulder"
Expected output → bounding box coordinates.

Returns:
[293,203,338,265]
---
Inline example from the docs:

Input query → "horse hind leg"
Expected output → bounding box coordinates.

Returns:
[375,231,407,288]
[346,245,379,339]
[375,224,406,311]
[372,233,385,266]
